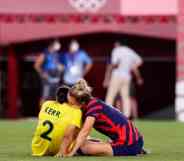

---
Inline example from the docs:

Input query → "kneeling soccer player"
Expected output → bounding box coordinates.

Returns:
[31,86,82,156]
[64,79,147,157]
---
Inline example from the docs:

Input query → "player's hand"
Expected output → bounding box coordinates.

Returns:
[103,79,109,88]
[137,78,144,86]
[65,150,75,157]
[55,152,64,158]
[41,72,49,80]
[58,64,64,71]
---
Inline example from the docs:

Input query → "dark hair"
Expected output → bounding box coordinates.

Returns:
[56,85,70,104]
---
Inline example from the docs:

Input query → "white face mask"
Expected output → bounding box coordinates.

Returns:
[52,41,61,51]
[70,42,79,52]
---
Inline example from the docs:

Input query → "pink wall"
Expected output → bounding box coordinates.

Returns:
[0,0,120,14]
[0,0,177,15]
[0,20,176,45]
[0,0,177,44]
[121,0,178,15]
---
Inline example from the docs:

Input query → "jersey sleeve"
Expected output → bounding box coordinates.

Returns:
[85,105,102,120]
[70,110,82,128]
[81,51,92,64]
[40,101,52,111]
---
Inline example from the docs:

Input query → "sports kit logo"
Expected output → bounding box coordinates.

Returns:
[68,0,107,12]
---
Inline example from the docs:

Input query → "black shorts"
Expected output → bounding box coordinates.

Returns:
[76,148,85,156]
[111,137,144,156]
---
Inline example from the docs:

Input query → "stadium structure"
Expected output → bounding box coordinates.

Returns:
[0,0,182,121]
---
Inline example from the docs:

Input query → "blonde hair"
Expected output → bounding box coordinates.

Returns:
[69,79,92,104]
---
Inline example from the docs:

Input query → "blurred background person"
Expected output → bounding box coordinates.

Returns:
[62,40,93,86]
[113,81,142,120]
[34,40,64,103]
[103,41,143,118]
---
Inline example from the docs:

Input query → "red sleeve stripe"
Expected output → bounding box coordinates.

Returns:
[111,125,126,146]
[85,105,103,116]
[135,128,139,141]
[128,121,133,145]
[87,99,97,108]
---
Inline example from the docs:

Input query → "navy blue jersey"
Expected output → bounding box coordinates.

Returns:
[82,98,141,146]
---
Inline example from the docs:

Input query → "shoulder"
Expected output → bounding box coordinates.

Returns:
[58,102,70,109]
[86,98,102,109]
[77,50,89,57]
[42,48,50,55]
[40,101,55,112]
[41,100,57,108]
[123,46,136,54]
[68,104,82,114]
[78,50,92,62]
[61,103,80,111]
[112,47,123,56]
[42,100,54,105]
[72,108,82,117]
[64,104,82,118]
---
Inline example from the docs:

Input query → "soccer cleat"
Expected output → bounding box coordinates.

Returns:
[140,148,151,155]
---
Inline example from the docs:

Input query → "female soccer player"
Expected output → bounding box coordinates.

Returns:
[65,79,145,156]
[31,86,82,156]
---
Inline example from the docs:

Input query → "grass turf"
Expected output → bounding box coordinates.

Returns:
[0,119,184,161]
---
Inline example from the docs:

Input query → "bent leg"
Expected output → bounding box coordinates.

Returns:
[80,140,113,156]
[105,76,120,106]
[120,80,131,117]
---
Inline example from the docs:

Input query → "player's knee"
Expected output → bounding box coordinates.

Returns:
[80,142,91,154]
[81,142,100,155]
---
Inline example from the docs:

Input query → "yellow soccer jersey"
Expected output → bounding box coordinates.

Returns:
[32,101,82,156]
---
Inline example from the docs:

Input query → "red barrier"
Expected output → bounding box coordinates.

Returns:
[6,47,19,118]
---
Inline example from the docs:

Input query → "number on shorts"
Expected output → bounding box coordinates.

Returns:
[40,120,54,141]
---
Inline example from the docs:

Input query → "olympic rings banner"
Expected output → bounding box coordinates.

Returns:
[0,0,176,44]
[68,0,107,13]
[0,0,120,14]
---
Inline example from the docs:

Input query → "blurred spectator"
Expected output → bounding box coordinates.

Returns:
[114,81,140,119]
[34,40,64,102]
[62,40,93,86]
[103,41,143,118]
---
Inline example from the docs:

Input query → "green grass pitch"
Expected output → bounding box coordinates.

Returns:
[0,119,184,161]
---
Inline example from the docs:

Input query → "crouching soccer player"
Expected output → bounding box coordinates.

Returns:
[31,86,82,156]
[64,79,147,157]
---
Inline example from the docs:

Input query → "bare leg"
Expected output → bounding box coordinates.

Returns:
[131,97,138,119]
[120,80,131,118]
[80,140,113,156]
[105,76,120,106]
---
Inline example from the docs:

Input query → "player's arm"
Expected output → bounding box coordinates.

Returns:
[84,63,93,76]
[132,57,143,85]
[34,53,48,79]
[132,67,143,85]
[34,53,44,74]
[56,125,79,157]
[66,116,95,157]
[83,52,93,76]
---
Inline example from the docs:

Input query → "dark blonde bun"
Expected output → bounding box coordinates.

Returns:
[74,79,92,94]
[70,79,92,104]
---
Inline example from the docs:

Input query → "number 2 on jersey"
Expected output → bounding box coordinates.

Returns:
[40,120,54,141]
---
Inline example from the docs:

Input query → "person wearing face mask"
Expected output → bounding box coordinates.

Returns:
[34,40,64,102]
[62,40,93,87]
